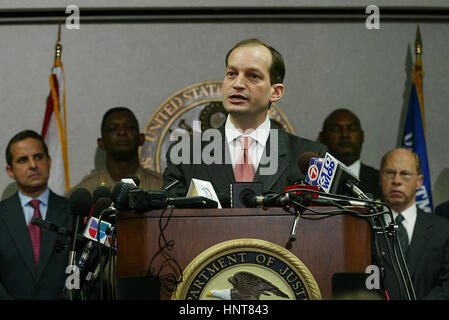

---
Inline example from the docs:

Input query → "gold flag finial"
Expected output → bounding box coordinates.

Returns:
[415,25,422,61]
[54,21,63,63]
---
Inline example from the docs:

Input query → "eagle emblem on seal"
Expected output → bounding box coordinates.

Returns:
[207,271,289,300]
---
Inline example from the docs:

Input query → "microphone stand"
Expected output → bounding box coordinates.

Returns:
[66,214,82,300]
[343,180,416,300]
[288,193,313,241]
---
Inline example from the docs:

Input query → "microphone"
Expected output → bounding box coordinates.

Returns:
[92,186,112,203]
[239,188,290,207]
[65,188,92,300]
[68,188,92,265]
[297,152,320,183]
[317,152,361,196]
[62,197,115,300]
[167,196,218,208]
[111,180,138,211]
[31,217,69,236]
[86,186,112,221]
[128,188,220,210]
[284,152,321,199]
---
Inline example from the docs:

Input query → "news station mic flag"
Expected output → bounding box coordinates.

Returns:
[41,24,70,196]
[401,26,433,214]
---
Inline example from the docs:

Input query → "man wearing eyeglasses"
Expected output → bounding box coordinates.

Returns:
[378,147,449,300]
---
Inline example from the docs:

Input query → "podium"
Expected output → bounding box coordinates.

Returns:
[116,207,372,299]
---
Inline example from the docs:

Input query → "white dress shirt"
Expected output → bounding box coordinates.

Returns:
[225,114,271,172]
[347,159,361,179]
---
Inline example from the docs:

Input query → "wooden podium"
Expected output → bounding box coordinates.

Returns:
[116,206,372,299]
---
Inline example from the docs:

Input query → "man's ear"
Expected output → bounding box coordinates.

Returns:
[97,137,104,150]
[416,174,424,191]
[269,83,285,103]
[138,133,145,147]
[6,165,15,180]
[318,131,324,144]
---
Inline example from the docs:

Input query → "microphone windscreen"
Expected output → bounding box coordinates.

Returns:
[112,181,136,210]
[69,188,93,217]
[125,174,140,187]
[93,197,113,218]
[297,152,320,175]
[239,188,256,207]
[92,186,112,203]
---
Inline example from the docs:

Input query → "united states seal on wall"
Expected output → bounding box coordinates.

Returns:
[140,80,295,174]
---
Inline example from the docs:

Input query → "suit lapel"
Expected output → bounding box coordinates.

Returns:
[2,193,37,277]
[37,191,69,279]
[255,127,288,193]
[205,126,235,195]
[406,210,432,277]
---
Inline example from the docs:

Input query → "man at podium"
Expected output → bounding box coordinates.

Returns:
[163,38,327,202]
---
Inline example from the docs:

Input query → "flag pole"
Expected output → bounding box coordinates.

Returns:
[414,25,425,134]
[55,20,62,65]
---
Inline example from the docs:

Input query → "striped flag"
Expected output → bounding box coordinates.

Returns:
[41,33,70,195]
[401,27,433,213]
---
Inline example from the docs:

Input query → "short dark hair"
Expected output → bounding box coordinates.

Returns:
[101,107,139,135]
[225,38,286,85]
[6,130,49,167]
[322,108,362,132]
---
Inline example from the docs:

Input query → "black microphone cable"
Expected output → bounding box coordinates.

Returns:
[145,202,183,298]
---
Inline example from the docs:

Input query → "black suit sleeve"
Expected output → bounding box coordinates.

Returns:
[422,221,449,299]
[163,144,190,197]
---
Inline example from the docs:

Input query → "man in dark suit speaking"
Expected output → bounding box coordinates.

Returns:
[378,148,449,299]
[0,130,71,299]
[163,39,327,202]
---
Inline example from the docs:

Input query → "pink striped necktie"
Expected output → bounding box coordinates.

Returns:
[28,199,42,266]
[234,136,256,182]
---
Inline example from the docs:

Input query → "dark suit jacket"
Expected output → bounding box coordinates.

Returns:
[0,190,71,299]
[163,122,328,202]
[359,163,382,201]
[435,201,449,220]
[379,209,449,299]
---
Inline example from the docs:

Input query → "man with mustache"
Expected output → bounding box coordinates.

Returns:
[319,108,382,200]
[378,148,449,299]
[0,130,71,299]
[163,39,327,203]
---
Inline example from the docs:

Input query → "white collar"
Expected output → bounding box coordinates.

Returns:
[347,159,361,178]
[225,114,271,147]
[386,202,417,244]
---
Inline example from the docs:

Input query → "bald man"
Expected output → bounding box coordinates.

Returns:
[378,148,449,300]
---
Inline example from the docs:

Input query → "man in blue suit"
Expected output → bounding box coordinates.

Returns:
[0,130,71,299]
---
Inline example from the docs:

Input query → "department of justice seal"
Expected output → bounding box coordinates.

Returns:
[171,238,321,300]
[140,81,295,174]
